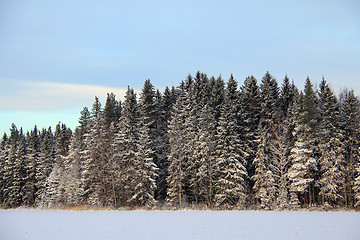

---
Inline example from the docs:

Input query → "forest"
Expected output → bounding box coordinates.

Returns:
[1,71,360,210]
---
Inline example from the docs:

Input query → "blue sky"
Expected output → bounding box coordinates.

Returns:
[0,0,359,133]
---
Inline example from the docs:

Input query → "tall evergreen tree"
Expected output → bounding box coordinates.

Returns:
[252,72,281,209]
[139,80,165,201]
[166,94,188,207]
[240,75,261,203]
[0,133,8,206]
[195,104,219,207]
[214,75,248,209]
[317,78,345,207]
[341,90,360,207]
[22,126,41,207]
[2,124,23,208]
[80,97,111,206]
[37,128,55,206]
[288,78,320,207]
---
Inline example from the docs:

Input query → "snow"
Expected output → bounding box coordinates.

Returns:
[0,210,359,240]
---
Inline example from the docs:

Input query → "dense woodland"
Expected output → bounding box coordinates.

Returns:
[1,71,360,210]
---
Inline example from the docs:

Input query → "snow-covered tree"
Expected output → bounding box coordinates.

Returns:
[2,124,24,208]
[214,76,248,209]
[166,93,187,207]
[340,89,360,207]
[23,126,41,207]
[317,78,345,207]
[252,72,281,209]
[112,87,158,208]
[195,105,218,207]
[288,78,320,207]
[240,75,261,162]
[127,122,158,208]
[42,123,71,207]
[86,96,114,206]
[139,80,165,201]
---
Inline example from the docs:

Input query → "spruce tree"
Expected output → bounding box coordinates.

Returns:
[252,72,280,209]
[288,78,320,207]
[317,78,345,207]
[0,133,8,206]
[43,123,71,207]
[139,80,164,201]
[2,124,22,208]
[23,126,41,207]
[166,94,187,207]
[36,128,55,206]
[341,90,360,207]
[127,122,158,208]
[239,75,261,205]
[195,105,218,207]
[214,75,248,209]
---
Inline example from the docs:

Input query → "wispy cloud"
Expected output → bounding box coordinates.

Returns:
[0,79,130,111]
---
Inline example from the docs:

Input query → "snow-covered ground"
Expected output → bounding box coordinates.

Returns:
[0,210,359,240]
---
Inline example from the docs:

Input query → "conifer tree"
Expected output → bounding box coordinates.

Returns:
[240,76,261,203]
[36,128,55,206]
[23,126,41,207]
[2,124,22,208]
[62,128,84,206]
[288,78,320,207]
[195,105,218,207]
[43,123,71,207]
[341,90,360,207]
[12,130,27,207]
[166,94,187,207]
[0,133,8,206]
[139,80,165,201]
[317,78,345,207]
[127,122,158,208]
[214,75,248,209]
[209,75,225,122]
[274,76,298,209]
[252,72,280,209]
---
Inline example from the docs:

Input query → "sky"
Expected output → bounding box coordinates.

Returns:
[0,0,359,134]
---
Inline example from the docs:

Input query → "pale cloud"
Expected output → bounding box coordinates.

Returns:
[0,79,131,111]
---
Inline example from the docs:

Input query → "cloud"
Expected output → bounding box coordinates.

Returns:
[0,79,131,111]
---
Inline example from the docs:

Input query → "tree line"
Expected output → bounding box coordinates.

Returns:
[1,71,360,210]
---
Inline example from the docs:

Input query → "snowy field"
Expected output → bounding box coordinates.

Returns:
[0,210,359,240]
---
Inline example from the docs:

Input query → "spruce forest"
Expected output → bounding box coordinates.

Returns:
[1,71,360,210]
